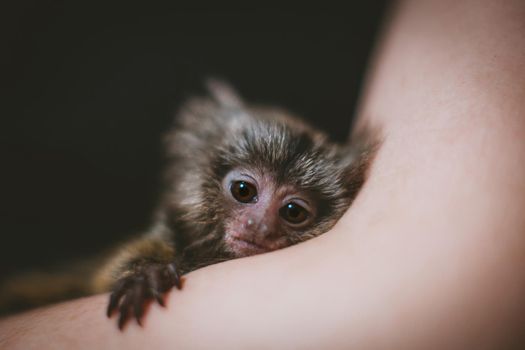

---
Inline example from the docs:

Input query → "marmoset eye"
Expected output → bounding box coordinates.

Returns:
[230,181,258,203]
[279,202,309,224]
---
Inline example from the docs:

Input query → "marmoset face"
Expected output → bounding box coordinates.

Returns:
[222,168,317,257]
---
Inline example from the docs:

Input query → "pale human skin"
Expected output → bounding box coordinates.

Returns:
[1,0,525,348]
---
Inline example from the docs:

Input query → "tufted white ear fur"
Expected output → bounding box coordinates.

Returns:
[205,78,244,108]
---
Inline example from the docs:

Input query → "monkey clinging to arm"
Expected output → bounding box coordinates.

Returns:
[0,81,377,330]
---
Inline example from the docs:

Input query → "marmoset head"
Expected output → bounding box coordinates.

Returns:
[164,80,370,260]
[213,117,360,258]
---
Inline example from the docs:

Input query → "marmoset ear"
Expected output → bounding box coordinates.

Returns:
[338,125,382,198]
[205,78,245,109]
[164,79,249,161]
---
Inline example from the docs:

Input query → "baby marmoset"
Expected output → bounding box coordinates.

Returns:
[0,81,375,329]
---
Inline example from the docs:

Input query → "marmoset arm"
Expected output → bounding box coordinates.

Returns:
[1,0,525,349]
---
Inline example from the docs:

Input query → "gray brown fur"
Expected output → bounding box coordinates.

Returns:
[158,82,372,272]
[0,81,377,326]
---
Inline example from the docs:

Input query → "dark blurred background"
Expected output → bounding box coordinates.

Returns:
[0,3,387,277]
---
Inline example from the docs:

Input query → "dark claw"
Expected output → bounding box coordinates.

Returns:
[145,269,165,306]
[133,282,145,325]
[168,262,182,289]
[150,287,165,307]
[118,294,131,330]
[107,261,181,330]
[107,279,128,317]
[107,293,118,318]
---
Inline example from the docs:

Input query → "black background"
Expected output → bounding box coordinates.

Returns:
[1,3,387,277]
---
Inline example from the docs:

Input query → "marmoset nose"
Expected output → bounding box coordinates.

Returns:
[245,216,272,236]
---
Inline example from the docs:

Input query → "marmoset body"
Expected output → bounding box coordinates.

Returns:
[0,81,374,329]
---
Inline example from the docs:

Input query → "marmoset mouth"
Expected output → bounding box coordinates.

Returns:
[225,233,271,255]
